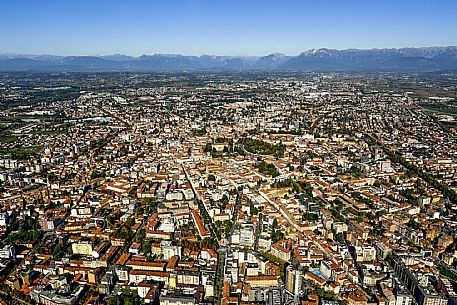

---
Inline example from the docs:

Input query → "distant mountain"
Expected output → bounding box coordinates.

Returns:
[1,47,457,72]
[279,47,457,72]
[100,54,134,61]
[253,53,291,69]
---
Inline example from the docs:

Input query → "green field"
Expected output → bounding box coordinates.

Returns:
[421,104,457,116]
[0,146,43,160]
[31,129,69,135]
[0,115,55,122]
[0,135,18,143]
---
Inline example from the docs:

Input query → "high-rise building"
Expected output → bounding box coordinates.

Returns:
[240,222,255,248]
[285,265,302,304]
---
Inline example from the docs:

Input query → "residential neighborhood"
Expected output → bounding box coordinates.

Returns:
[1,71,457,305]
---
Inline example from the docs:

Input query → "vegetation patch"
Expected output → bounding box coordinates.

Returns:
[244,139,285,158]
[0,146,43,160]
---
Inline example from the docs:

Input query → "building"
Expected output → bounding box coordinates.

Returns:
[160,295,195,305]
[30,284,85,305]
[239,222,255,248]
[245,275,280,288]
[0,245,16,259]
[267,287,284,305]
[391,256,447,305]
[71,241,93,256]
[285,265,302,304]
[100,266,118,295]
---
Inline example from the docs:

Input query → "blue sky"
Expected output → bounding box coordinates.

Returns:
[0,0,456,56]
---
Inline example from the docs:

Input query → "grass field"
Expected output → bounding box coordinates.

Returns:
[421,104,457,116]
[0,135,18,143]
[0,146,43,160]
[31,129,69,135]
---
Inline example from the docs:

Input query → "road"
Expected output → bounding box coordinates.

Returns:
[259,190,301,231]
[182,165,221,244]
[228,193,242,239]
[214,250,226,304]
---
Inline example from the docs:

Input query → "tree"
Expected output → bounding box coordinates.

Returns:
[135,206,142,216]
[257,160,280,177]
[52,242,65,259]
[125,217,135,228]
[272,219,278,230]
[220,194,229,208]
[142,239,152,255]
[136,229,146,242]
[204,143,212,152]
[244,139,285,158]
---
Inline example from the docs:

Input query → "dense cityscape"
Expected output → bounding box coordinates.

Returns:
[0,71,456,305]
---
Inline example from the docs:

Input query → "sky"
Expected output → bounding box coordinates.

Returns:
[0,0,456,56]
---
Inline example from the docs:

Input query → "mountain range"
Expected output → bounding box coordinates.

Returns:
[1,46,457,72]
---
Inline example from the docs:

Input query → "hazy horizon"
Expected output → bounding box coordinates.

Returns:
[1,45,457,58]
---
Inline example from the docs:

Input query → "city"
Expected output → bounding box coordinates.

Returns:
[2,0,457,304]
[0,71,457,305]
